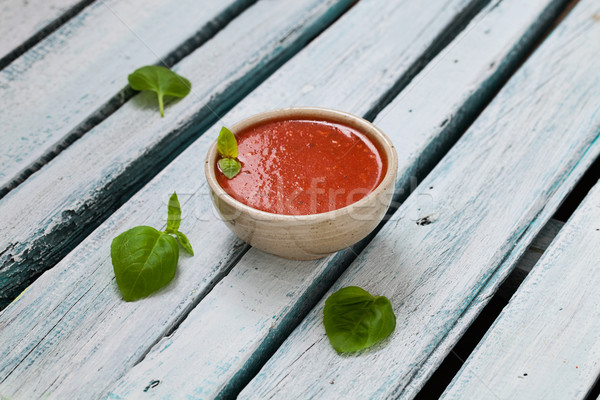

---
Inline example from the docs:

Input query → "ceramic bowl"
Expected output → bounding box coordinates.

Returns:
[205,107,398,260]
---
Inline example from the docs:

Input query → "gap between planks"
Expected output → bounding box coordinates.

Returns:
[440,179,600,399]
[0,0,97,70]
[415,218,564,399]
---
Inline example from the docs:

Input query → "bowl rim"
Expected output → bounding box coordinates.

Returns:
[204,107,398,222]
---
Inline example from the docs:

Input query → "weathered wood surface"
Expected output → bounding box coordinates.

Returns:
[0,0,94,68]
[237,0,600,398]
[0,0,254,196]
[0,0,354,309]
[441,180,600,400]
[0,0,482,398]
[106,0,574,398]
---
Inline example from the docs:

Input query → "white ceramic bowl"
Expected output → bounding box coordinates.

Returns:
[205,107,398,259]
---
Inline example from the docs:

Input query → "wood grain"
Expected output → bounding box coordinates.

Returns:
[441,181,600,400]
[0,0,353,309]
[0,0,95,69]
[237,0,600,398]
[106,0,575,398]
[0,0,254,196]
[0,0,480,398]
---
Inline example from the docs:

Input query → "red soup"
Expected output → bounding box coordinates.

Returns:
[216,119,387,215]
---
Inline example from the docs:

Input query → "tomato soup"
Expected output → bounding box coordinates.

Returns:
[216,119,386,215]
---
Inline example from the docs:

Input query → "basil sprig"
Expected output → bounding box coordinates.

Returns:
[164,192,194,255]
[128,66,191,117]
[217,127,242,179]
[323,286,396,353]
[111,192,194,302]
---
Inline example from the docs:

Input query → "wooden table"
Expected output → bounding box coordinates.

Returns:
[1,0,599,398]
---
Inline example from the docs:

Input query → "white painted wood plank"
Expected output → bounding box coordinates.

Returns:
[106,0,575,398]
[0,0,479,398]
[238,0,600,398]
[0,0,354,308]
[0,0,253,195]
[441,181,600,400]
[0,0,92,66]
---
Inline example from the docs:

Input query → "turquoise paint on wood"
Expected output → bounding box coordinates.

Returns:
[0,0,480,397]
[238,0,600,398]
[0,0,254,196]
[107,0,574,398]
[442,180,600,400]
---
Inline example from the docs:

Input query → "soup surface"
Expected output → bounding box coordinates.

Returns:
[216,119,386,215]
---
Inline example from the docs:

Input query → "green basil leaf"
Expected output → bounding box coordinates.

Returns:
[175,231,194,256]
[111,226,179,301]
[166,192,181,233]
[128,65,191,117]
[323,286,396,353]
[217,126,238,158]
[218,157,241,179]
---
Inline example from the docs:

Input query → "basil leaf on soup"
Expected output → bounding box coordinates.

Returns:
[217,126,239,158]
[218,157,241,179]
[128,65,191,117]
[111,226,179,302]
[323,286,396,353]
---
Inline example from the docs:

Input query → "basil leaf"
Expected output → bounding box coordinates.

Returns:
[166,192,181,233]
[175,231,194,256]
[323,286,396,353]
[218,157,241,179]
[128,65,191,117]
[111,226,179,301]
[217,126,238,158]
[111,191,194,302]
